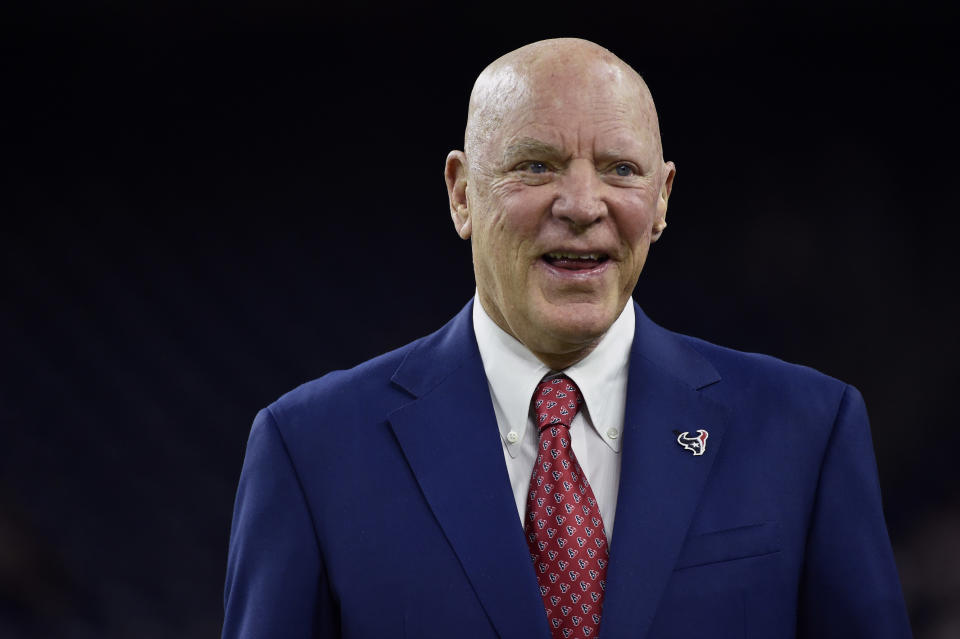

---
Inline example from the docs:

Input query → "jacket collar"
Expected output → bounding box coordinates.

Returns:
[389,299,552,639]
[599,304,728,639]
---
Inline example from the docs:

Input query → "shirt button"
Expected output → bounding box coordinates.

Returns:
[606,427,619,440]
[506,431,520,444]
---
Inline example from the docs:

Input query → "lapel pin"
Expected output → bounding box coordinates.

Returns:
[673,429,709,456]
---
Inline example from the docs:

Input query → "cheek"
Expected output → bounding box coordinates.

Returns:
[614,194,658,244]
[471,193,529,272]
[487,187,549,244]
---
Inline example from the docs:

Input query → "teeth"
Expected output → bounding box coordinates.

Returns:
[546,252,603,260]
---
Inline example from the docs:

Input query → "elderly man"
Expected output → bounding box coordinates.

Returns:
[223,39,911,638]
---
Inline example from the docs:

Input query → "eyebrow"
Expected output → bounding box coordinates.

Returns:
[501,137,566,165]
[501,137,648,173]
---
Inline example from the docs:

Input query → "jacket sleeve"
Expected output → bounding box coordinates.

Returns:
[797,385,912,637]
[222,407,340,638]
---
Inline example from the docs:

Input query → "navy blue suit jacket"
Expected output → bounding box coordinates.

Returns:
[223,300,911,638]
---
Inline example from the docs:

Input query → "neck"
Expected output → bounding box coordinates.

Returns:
[475,293,604,371]
[531,341,600,371]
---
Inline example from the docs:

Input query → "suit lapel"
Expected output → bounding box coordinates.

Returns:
[600,305,729,639]
[388,302,551,639]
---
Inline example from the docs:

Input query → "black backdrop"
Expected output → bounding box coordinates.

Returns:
[2,2,957,637]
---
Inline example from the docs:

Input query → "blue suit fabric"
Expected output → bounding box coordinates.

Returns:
[223,300,911,638]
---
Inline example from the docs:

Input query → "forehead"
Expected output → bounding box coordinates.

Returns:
[484,58,659,158]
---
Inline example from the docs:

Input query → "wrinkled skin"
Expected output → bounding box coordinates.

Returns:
[445,38,675,370]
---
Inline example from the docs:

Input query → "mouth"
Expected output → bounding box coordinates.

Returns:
[541,251,610,271]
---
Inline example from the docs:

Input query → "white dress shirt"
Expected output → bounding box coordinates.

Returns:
[472,296,634,541]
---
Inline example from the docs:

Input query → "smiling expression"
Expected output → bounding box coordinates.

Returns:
[446,40,675,369]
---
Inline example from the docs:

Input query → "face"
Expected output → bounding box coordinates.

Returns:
[446,54,674,368]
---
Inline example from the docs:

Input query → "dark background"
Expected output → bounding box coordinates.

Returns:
[2,2,957,637]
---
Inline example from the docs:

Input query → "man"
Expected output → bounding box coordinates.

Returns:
[223,38,911,638]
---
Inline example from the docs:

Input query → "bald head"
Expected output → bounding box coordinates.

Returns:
[464,38,663,168]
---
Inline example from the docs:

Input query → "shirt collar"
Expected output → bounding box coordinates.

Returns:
[472,294,634,453]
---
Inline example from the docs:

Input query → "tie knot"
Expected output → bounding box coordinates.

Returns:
[531,375,583,432]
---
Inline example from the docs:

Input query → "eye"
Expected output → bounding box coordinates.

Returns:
[613,163,635,177]
[521,161,549,174]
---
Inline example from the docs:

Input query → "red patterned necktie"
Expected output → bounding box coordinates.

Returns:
[525,376,609,639]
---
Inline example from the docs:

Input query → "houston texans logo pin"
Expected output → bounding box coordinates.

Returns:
[673,429,709,456]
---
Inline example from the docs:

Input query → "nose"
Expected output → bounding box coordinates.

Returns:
[551,160,607,228]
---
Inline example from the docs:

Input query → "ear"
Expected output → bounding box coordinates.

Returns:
[445,150,472,239]
[651,160,675,243]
